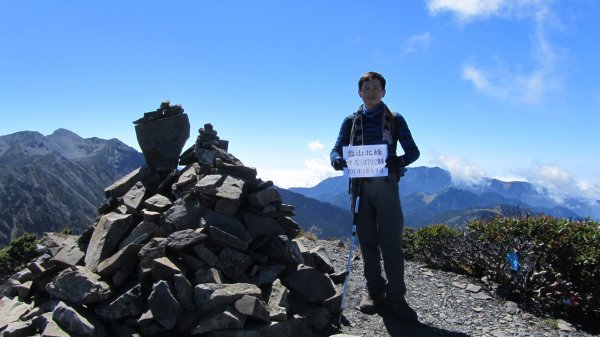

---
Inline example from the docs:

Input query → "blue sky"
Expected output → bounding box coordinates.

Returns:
[1,0,599,200]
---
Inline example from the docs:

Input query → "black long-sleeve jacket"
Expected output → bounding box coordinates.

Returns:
[330,104,420,168]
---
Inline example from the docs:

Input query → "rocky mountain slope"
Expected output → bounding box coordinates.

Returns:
[275,187,351,239]
[290,167,598,229]
[0,129,144,246]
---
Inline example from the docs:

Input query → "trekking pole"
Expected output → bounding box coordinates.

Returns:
[338,191,360,326]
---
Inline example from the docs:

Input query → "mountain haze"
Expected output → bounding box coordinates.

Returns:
[1,129,597,246]
[0,129,144,246]
[290,167,598,229]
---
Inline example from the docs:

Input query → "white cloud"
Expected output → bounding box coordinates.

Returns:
[308,140,324,151]
[535,164,570,184]
[459,3,562,105]
[427,0,547,22]
[257,155,340,188]
[461,66,494,92]
[576,180,600,200]
[428,0,505,20]
[430,154,600,201]
[403,32,432,54]
[434,154,486,186]
[514,164,600,201]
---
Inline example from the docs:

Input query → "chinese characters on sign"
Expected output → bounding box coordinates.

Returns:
[342,144,388,178]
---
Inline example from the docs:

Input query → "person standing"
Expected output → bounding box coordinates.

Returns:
[330,71,420,322]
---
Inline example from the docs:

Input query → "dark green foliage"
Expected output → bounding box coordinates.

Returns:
[403,224,461,268]
[404,216,600,326]
[466,216,600,320]
[0,233,39,282]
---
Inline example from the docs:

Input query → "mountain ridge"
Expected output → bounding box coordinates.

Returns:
[0,129,145,246]
[290,167,599,230]
[1,129,597,246]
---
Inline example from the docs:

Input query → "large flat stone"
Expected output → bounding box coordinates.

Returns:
[174,274,196,311]
[310,246,334,274]
[241,212,285,237]
[285,265,336,303]
[46,266,112,305]
[96,244,142,279]
[122,181,146,214]
[85,212,134,272]
[206,316,311,337]
[234,295,270,322]
[0,297,32,330]
[256,235,303,265]
[95,283,145,319]
[190,307,245,335]
[160,196,207,231]
[104,167,141,199]
[267,279,289,322]
[149,280,182,330]
[166,229,207,251]
[194,283,261,313]
[50,241,86,267]
[144,193,172,212]
[151,256,182,281]
[200,209,252,243]
[193,243,219,267]
[217,175,246,198]
[247,188,281,208]
[195,267,223,284]
[208,226,249,252]
[118,220,159,250]
[138,238,167,270]
[52,301,106,337]
[218,247,253,281]
[1,320,35,337]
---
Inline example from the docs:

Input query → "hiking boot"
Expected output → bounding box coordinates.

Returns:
[385,298,419,323]
[359,293,385,314]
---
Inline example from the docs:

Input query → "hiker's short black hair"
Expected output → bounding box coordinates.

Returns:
[358,72,386,90]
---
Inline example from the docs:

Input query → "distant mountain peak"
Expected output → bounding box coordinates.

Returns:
[0,130,52,159]
[290,166,600,227]
[49,128,83,139]
[0,128,145,246]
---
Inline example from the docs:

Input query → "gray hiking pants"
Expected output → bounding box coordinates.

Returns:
[355,176,406,301]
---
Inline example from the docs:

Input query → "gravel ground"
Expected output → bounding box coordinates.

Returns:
[297,237,598,337]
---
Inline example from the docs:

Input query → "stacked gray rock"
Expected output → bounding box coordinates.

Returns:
[133,100,185,125]
[0,124,344,337]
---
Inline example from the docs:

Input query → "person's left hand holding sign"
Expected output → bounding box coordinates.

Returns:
[385,155,404,169]
[332,158,347,171]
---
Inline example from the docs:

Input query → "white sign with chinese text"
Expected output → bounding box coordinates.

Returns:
[342,144,388,178]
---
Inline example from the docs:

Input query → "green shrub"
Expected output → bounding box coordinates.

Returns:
[406,224,462,270]
[402,226,416,259]
[404,216,600,326]
[466,216,600,319]
[0,233,39,282]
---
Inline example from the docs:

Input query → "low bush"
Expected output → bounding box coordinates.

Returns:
[404,216,600,326]
[0,233,39,282]
[403,224,461,269]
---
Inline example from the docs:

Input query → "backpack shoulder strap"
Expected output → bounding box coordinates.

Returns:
[350,107,363,146]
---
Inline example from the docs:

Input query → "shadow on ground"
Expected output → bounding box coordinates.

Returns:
[377,307,471,337]
[321,308,472,337]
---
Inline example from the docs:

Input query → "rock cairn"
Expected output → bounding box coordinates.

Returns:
[0,123,346,336]
[133,100,185,125]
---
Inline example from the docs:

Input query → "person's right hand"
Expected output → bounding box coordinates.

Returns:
[332,158,347,171]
